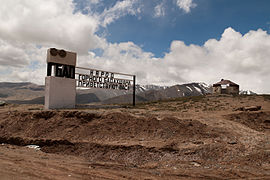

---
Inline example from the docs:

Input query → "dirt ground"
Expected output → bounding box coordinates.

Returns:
[0,94,270,179]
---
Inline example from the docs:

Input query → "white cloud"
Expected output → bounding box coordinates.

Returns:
[0,40,29,67]
[0,0,102,55]
[0,0,107,84]
[0,0,270,94]
[82,28,270,93]
[99,0,141,27]
[175,0,197,13]
[0,0,143,85]
[154,3,165,17]
[163,28,270,93]
[88,0,101,4]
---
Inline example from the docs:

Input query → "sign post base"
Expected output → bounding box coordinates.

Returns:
[45,76,76,109]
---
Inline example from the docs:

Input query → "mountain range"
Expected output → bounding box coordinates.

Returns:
[0,82,255,105]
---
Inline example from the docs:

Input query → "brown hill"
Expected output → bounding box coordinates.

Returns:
[0,94,270,179]
[0,82,44,100]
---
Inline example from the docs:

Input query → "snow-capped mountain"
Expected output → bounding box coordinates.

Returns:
[136,84,168,93]
[160,82,211,99]
[136,83,211,94]
[239,90,256,95]
[103,82,212,104]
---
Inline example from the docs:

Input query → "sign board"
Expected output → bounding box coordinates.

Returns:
[75,66,136,106]
[75,67,133,90]
[45,48,136,109]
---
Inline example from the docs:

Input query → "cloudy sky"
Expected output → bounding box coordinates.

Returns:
[0,0,270,93]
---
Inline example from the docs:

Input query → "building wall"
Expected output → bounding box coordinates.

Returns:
[212,85,239,95]
[227,86,239,94]
[213,86,221,94]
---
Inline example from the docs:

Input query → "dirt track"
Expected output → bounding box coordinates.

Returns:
[1,95,270,179]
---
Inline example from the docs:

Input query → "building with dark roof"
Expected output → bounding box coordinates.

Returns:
[212,79,239,95]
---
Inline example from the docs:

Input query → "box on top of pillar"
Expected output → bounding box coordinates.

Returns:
[47,48,76,66]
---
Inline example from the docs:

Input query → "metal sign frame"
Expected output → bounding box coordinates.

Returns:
[75,66,136,106]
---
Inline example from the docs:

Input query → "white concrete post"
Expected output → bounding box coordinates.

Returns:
[44,48,77,109]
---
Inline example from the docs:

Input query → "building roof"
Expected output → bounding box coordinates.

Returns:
[213,79,239,87]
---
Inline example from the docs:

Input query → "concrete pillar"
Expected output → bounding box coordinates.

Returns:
[45,76,76,109]
[45,48,77,109]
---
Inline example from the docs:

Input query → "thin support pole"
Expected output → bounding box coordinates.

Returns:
[133,75,136,106]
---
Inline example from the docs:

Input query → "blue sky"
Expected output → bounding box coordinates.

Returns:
[0,0,270,93]
[75,0,270,57]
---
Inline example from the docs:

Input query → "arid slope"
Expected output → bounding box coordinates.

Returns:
[0,94,270,179]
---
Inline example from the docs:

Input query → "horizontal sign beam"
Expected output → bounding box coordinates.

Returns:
[75,67,134,91]
[76,66,134,77]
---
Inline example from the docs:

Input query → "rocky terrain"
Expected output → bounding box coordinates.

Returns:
[0,82,211,105]
[0,94,270,179]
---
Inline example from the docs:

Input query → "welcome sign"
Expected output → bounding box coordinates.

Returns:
[45,48,136,109]
[76,67,133,91]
